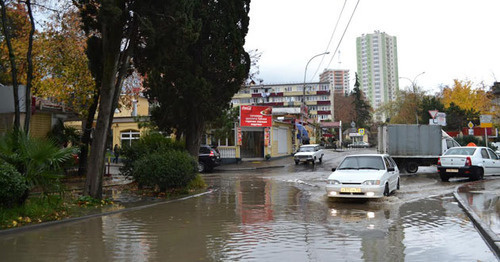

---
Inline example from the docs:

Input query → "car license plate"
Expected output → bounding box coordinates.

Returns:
[341,188,361,193]
[446,169,459,173]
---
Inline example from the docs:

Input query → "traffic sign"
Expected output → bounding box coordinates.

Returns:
[480,114,493,128]
[428,110,438,119]
[358,128,365,135]
[467,121,474,129]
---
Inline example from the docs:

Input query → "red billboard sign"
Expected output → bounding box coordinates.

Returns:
[240,105,272,127]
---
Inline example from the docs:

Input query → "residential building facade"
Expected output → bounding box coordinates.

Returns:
[320,69,350,95]
[356,31,399,121]
[231,82,334,122]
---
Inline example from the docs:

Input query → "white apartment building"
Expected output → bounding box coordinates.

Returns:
[356,31,399,121]
[231,82,334,122]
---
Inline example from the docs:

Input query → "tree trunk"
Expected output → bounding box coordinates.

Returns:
[23,0,35,133]
[0,0,20,131]
[78,89,99,177]
[84,8,123,199]
[185,114,205,160]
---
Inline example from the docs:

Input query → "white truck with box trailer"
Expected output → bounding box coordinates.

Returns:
[377,124,460,173]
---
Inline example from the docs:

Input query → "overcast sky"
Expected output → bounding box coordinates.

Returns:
[244,0,500,94]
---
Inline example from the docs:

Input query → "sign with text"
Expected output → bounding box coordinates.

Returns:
[480,114,493,128]
[240,105,273,127]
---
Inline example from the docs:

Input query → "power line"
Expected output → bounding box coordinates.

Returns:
[325,0,361,70]
[310,0,348,82]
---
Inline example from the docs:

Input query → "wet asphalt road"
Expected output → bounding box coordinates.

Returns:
[0,149,497,261]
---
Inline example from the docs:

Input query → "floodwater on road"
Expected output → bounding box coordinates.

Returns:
[0,163,497,261]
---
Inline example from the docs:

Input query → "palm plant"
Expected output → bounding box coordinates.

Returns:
[0,131,78,196]
[47,119,81,148]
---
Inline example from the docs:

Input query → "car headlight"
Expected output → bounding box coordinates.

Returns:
[362,180,380,185]
[327,180,341,185]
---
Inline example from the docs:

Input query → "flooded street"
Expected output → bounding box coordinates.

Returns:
[0,150,497,261]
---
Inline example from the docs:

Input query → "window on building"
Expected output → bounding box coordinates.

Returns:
[121,130,140,147]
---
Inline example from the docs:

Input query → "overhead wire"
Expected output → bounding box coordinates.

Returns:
[324,0,361,70]
[309,0,348,82]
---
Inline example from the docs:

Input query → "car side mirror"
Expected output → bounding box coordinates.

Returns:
[387,167,395,172]
[331,167,336,172]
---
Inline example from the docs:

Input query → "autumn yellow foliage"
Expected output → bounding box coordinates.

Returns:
[442,79,491,114]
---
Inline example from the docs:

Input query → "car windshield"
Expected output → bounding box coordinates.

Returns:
[338,156,385,170]
[298,147,314,152]
[444,148,476,156]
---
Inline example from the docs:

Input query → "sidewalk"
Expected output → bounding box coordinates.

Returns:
[217,156,291,171]
[454,178,500,258]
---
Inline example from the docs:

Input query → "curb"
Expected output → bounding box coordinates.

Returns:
[453,181,500,259]
[0,190,215,237]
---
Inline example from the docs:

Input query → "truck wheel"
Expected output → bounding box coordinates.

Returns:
[406,162,418,173]
[439,173,449,182]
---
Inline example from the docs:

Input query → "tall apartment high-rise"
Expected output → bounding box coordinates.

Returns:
[356,31,399,121]
[320,69,350,95]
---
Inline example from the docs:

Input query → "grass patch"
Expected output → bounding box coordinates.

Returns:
[0,194,116,230]
[0,195,69,229]
[0,175,207,230]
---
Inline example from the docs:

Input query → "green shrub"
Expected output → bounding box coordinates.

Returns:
[120,132,185,178]
[187,174,207,190]
[132,150,197,192]
[0,162,28,208]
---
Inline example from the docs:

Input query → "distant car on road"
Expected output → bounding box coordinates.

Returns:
[294,144,324,166]
[326,154,400,199]
[437,146,500,182]
[348,141,370,148]
[198,145,221,173]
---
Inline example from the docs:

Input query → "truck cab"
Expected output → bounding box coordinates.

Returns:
[441,131,461,154]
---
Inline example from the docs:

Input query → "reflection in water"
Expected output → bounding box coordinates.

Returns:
[458,182,500,235]
[0,175,495,261]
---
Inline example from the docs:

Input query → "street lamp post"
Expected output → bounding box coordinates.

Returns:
[399,72,425,124]
[300,52,329,144]
[400,71,425,93]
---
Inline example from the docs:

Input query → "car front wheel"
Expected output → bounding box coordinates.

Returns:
[198,162,206,173]
[383,183,390,196]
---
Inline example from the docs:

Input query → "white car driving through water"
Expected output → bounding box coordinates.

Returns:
[326,154,400,199]
[294,144,324,166]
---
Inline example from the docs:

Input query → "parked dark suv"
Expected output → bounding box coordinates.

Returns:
[198,145,221,172]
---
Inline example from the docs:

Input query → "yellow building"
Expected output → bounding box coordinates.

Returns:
[110,96,149,148]
[0,85,77,137]
[66,96,150,149]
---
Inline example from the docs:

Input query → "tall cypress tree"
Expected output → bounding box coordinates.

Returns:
[135,0,251,158]
[351,73,372,128]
